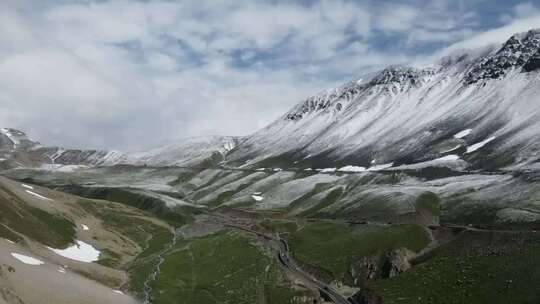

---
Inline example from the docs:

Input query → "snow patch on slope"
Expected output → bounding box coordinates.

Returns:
[454,129,472,139]
[338,165,367,172]
[441,145,462,153]
[391,155,465,170]
[466,136,497,153]
[367,163,394,171]
[11,253,44,265]
[48,240,100,263]
[319,168,337,173]
[25,190,52,201]
[252,194,264,201]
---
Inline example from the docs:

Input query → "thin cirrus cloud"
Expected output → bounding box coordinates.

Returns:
[0,0,539,151]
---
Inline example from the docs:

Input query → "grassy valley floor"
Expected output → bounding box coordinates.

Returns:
[147,230,312,304]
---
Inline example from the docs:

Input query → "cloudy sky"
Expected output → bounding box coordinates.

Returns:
[1,0,540,151]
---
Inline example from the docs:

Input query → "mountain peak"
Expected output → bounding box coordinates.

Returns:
[0,128,38,150]
[285,80,365,121]
[284,66,435,122]
[464,28,540,84]
[368,66,434,87]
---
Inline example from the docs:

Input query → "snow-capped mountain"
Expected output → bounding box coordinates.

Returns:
[0,128,37,150]
[228,29,540,171]
[130,135,241,167]
[38,135,240,168]
[0,128,43,168]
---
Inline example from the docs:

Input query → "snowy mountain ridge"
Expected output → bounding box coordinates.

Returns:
[227,28,540,171]
[285,66,436,122]
[130,135,241,167]
[465,29,540,84]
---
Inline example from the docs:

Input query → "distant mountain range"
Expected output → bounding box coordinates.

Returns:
[0,128,239,170]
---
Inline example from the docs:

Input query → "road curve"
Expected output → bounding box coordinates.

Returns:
[222,221,354,304]
[277,238,353,304]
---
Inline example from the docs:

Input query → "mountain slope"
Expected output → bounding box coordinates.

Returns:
[130,135,241,167]
[0,176,173,303]
[228,29,540,172]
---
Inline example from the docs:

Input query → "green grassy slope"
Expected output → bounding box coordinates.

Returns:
[287,222,431,284]
[149,231,309,304]
[0,183,75,248]
[371,230,540,304]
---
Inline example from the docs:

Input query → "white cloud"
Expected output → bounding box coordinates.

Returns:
[439,10,540,57]
[408,28,476,45]
[376,4,419,32]
[374,0,479,47]
[0,0,384,150]
[510,2,540,20]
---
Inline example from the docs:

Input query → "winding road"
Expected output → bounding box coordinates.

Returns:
[223,222,353,304]
[277,238,353,304]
